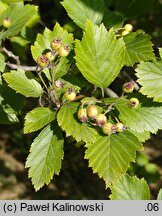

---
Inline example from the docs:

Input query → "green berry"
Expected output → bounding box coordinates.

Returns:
[64,88,76,101]
[87,105,98,119]
[45,51,55,61]
[77,108,88,123]
[102,123,117,135]
[122,82,134,93]
[37,55,49,68]
[51,38,62,50]
[128,98,139,109]
[116,122,126,132]
[96,114,107,127]
[124,24,133,32]
[121,30,129,36]
[58,45,70,57]
[3,17,11,28]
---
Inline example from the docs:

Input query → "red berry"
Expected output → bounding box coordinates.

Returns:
[51,38,62,50]
[128,98,139,109]
[64,88,76,101]
[45,51,55,61]
[37,55,49,68]
[87,105,98,119]
[58,45,70,57]
[77,108,88,123]
[122,82,134,93]
[96,114,107,127]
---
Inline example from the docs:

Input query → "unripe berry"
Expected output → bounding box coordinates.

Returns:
[121,30,130,36]
[77,108,88,123]
[96,114,107,127]
[124,24,133,32]
[64,88,76,101]
[122,82,134,93]
[116,122,126,132]
[58,45,70,57]
[87,105,98,119]
[51,38,62,50]
[102,123,117,135]
[45,51,55,61]
[37,55,49,68]
[128,98,139,109]
[2,17,11,28]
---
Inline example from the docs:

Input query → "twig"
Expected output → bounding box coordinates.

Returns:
[6,62,39,71]
[104,88,119,98]
[0,47,20,65]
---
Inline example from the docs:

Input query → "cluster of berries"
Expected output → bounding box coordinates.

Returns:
[121,24,133,36]
[77,105,126,135]
[122,81,140,109]
[36,38,71,68]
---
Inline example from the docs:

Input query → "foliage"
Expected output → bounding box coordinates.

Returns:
[0,0,162,199]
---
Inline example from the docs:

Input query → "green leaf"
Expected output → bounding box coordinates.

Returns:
[3,69,43,98]
[57,102,97,143]
[123,32,155,66]
[103,9,124,29]
[61,0,105,29]
[0,53,5,72]
[116,99,162,133]
[0,1,8,14]
[0,81,24,124]
[54,57,70,80]
[1,0,24,3]
[85,131,142,187]
[24,107,56,134]
[75,21,125,88]
[0,4,38,39]
[31,23,74,62]
[130,131,150,142]
[158,48,162,59]
[26,121,64,191]
[110,175,150,200]
[136,61,162,102]
[157,189,162,200]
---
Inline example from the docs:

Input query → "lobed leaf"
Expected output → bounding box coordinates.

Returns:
[0,4,38,39]
[116,99,162,133]
[75,21,125,89]
[157,189,162,200]
[26,121,64,191]
[110,175,150,200]
[24,107,56,134]
[123,32,155,66]
[136,60,162,102]
[3,69,43,98]
[85,131,142,187]
[61,0,105,29]
[57,102,97,143]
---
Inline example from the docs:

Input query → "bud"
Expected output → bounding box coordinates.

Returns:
[102,123,117,135]
[124,24,133,32]
[51,38,62,50]
[116,122,126,132]
[3,17,11,28]
[64,88,76,101]
[87,105,98,119]
[96,114,107,127]
[45,51,55,61]
[58,45,70,57]
[128,98,139,109]
[122,82,134,93]
[77,108,88,123]
[37,55,49,68]
[121,30,129,36]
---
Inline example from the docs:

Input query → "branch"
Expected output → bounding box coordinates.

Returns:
[6,62,39,71]
[104,88,119,98]
[0,47,20,65]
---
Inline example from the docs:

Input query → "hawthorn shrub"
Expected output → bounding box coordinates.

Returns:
[0,0,162,200]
